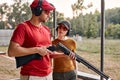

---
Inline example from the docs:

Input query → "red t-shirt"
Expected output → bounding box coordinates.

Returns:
[11,21,52,76]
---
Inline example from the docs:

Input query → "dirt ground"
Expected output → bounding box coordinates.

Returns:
[0,54,87,80]
[0,55,20,80]
[0,52,120,80]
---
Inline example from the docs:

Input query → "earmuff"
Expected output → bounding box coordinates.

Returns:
[31,0,43,16]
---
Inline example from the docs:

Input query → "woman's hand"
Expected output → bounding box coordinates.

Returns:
[69,51,76,60]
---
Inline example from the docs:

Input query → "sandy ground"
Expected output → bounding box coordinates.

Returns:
[0,52,120,80]
[0,55,20,80]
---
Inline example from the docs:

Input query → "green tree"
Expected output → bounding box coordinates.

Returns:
[71,0,93,36]
[105,8,120,24]
[0,3,10,29]
[106,24,120,39]
[9,2,31,27]
[85,13,99,38]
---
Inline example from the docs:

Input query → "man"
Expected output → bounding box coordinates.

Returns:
[8,0,55,80]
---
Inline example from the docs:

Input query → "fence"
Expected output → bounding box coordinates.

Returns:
[0,29,13,46]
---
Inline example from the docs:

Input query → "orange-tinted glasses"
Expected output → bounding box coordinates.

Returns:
[58,25,68,31]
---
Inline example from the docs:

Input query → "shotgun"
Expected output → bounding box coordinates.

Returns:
[57,42,111,80]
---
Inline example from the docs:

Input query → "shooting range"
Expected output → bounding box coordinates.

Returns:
[0,0,120,80]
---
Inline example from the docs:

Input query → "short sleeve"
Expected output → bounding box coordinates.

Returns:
[11,23,26,46]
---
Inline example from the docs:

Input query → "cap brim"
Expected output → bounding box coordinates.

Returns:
[58,23,69,30]
[42,0,55,10]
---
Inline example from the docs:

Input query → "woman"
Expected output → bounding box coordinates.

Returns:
[52,20,77,80]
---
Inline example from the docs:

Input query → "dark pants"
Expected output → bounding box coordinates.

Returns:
[53,70,76,80]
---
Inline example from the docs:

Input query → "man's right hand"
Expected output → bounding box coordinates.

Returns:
[37,46,48,56]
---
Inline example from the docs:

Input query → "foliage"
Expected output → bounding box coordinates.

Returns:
[0,2,31,29]
[0,0,120,39]
[0,1,65,30]
[70,1,120,39]
[106,24,120,39]
[0,21,5,29]
[9,2,31,28]
[85,13,99,38]
[105,8,120,24]
[71,0,92,17]
[76,38,120,54]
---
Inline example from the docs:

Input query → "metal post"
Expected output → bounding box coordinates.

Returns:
[101,0,105,80]
[53,9,56,40]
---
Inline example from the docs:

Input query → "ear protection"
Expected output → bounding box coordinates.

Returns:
[31,0,43,16]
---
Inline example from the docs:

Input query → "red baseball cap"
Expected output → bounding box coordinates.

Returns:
[30,0,55,11]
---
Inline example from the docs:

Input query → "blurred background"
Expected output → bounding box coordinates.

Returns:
[0,0,120,80]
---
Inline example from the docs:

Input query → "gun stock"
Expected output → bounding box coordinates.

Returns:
[15,45,56,68]
[58,42,111,80]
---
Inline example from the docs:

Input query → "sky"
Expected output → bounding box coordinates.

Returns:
[47,0,120,18]
[1,0,120,18]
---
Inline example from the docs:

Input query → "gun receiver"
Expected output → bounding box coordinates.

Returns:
[58,42,111,80]
[15,45,56,68]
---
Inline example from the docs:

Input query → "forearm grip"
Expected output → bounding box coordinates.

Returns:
[57,42,71,55]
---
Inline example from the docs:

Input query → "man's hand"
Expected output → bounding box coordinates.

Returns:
[37,46,48,56]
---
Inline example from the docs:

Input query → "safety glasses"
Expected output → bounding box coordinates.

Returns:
[43,10,51,15]
[58,25,68,31]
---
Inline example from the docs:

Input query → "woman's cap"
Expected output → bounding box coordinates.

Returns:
[57,20,71,30]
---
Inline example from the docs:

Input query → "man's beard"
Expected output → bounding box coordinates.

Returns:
[41,18,48,23]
